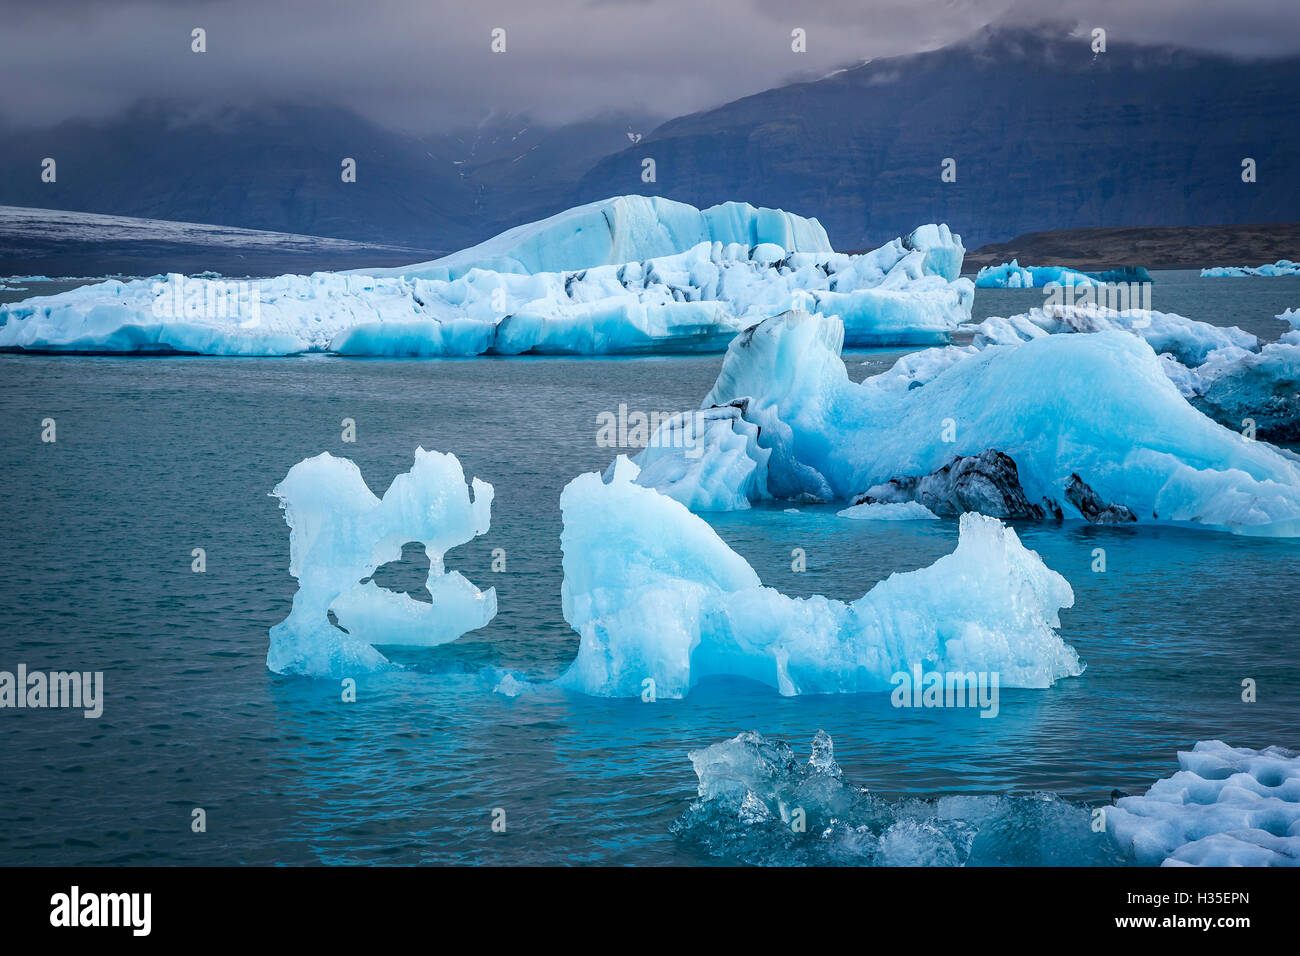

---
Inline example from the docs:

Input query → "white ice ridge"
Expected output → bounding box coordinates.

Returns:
[267,448,496,678]
[1106,741,1300,866]
[354,195,835,281]
[947,305,1299,442]
[0,198,971,355]
[555,457,1081,699]
[630,309,1300,534]
[1201,260,1300,277]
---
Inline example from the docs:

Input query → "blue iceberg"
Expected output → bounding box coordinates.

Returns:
[632,309,1300,534]
[975,260,1153,288]
[267,448,496,678]
[0,198,970,355]
[556,457,1082,699]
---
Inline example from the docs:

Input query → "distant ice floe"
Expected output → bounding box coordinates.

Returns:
[974,259,1152,288]
[0,196,971,355]
[630,308,1300,534]
[1105,741,1300,866]
[267,448,496,678]
[1201,260,1300,278]
[555,457,1081,699]
[673,731,1123,866]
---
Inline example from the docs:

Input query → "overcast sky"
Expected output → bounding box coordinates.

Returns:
[3,0,1297,131]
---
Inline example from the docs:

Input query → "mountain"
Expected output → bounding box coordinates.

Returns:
[1,25,1297,255]
[576,25,1300,249]
[0,103,655,252]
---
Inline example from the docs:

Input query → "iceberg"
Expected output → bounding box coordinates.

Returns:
[267,448,496,678]
[556,458,1081,699]
[1201,260,1300,277]
[631,309,1300,534]
[1105,741,1300,866]
[0,198,970,355]
[974,260,1153,289]
[975,259,1100,289]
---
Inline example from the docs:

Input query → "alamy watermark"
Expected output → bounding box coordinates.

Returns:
[151,274,262,326]
[891,665,999,718]
[0,664,103,718]
[1043,279,1152,313]
[596,403,707,459]
[50,886,150,936]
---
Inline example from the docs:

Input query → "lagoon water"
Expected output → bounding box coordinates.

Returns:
[0,270,1297,865]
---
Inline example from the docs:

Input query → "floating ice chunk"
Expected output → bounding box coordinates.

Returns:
[492,672,529,698]
[267,448,496,678]
[976,259,1099,288]
[674,731,1122,866]
[636,309,1300,533]
[1201,260,1300,278]
[556,459,1080,698]
[975,261,1153,288]
[836,501,939,520]
[1105,741,1300,866]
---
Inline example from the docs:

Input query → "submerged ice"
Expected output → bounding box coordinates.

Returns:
[673,731,1122,866]
[0,197,971,355]
[268,448,496,678]
[556,458,1081,699]
[632,309,1300,534]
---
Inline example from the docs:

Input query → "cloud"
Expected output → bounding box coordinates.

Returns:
[1,0,1295,131]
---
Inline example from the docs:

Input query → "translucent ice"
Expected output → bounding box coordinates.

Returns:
[673,731,1122,866]
[556,458,1081,698]
[1105,741,1300,866]
[267,448,496,677]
